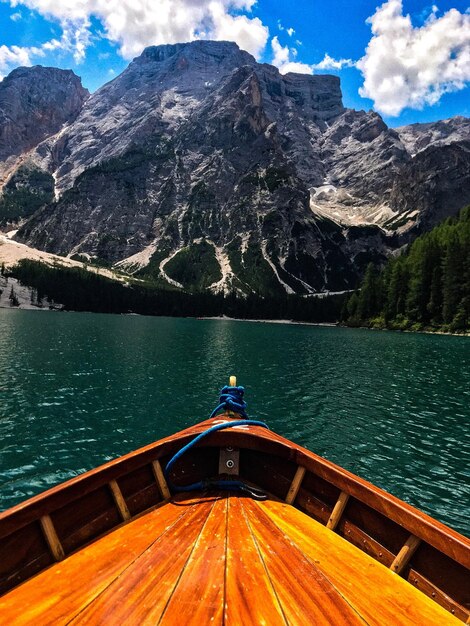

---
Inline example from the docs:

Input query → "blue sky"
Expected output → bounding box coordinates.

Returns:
[0,0,469,127]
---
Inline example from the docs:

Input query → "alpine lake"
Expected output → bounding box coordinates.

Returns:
[0,308,469,536]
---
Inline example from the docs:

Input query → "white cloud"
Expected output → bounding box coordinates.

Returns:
[277,21,295,37]
[10,11,22,21]
[0,44,41,80]
[357,0,470,116]
[208,3,268,60]
[0,11,95,79]
[5,0,269,66]
[271,36,313,74]
[313,53,355,71]
[271,37,354,76]
[416,4,439,25]
[0,45,32,68]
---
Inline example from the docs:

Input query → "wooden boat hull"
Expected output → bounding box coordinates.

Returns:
[0,416,469,623]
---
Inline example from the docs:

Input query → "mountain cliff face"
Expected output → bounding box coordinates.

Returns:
[1,41,469,295]
[390,140,470,231]
[0,66,88,186]
[396,116,470,155]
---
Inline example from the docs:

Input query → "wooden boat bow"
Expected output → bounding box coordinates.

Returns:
[0,381,469,624]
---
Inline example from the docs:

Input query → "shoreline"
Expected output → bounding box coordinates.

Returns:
[2,298,468,337]
[199,316,469,336]
[199,316,337,328]
[342,323,470,338]
[198,315,339,328]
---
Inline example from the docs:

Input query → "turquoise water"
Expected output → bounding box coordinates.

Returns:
[0,309,469,536]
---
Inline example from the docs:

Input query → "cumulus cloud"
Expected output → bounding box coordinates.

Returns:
[208,3,268,59]
[271,36,313,74]
[5,0,269,65]
[0,45,32,67]
[271,37,354,76]
[0,8,99,79]
[357,0,470,116]
[0,44,39,79]
[0,22,92,80]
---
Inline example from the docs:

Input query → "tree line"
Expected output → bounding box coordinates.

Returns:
[9,259,347,323]
[343,205,470,333]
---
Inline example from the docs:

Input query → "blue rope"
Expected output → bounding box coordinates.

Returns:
[210,385,247,418]
[164,420,268,492]
[164,384,268,495]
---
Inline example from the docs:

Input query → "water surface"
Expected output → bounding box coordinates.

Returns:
[0,309,468,535]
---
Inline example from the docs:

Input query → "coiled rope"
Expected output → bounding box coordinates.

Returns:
[210,385,248,418]
[164,384,268,498]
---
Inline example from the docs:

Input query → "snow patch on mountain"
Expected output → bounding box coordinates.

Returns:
[260,241,294,295]
[208,242,235,295]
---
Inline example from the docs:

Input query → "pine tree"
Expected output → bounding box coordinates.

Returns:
[451,296,470,331]
[345,292,360,325]
[357,263,383,321]
[442,235,463,325]
[405,237,438,324]
[427,263,443,325]
[385,257,409,322]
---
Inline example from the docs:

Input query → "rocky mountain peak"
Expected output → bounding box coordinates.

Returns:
[135,40,255,67]
[397,115,470,155]
[0,66,88,162]
[29,40,260,193]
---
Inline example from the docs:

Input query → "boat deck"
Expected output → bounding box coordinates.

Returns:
[0,493,460,625]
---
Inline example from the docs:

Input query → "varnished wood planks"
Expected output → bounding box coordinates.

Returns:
[0,498,203,625]
[1,414,468,575]
[0,494,466,625]
[159,496,227,625]
[260,499,463,626]
[242,498,366,625]
[0,413,468,620]
[68,498,215,624]
[224,496,288,625]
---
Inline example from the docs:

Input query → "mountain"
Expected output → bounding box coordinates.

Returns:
[1,41,469,295]
[391,117,470,232]
[396,116,470,154]
[0,66,88,186]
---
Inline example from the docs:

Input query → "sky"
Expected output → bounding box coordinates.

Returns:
[0,0,469,127]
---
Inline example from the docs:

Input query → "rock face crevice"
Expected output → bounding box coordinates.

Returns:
[1,40,469,294]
